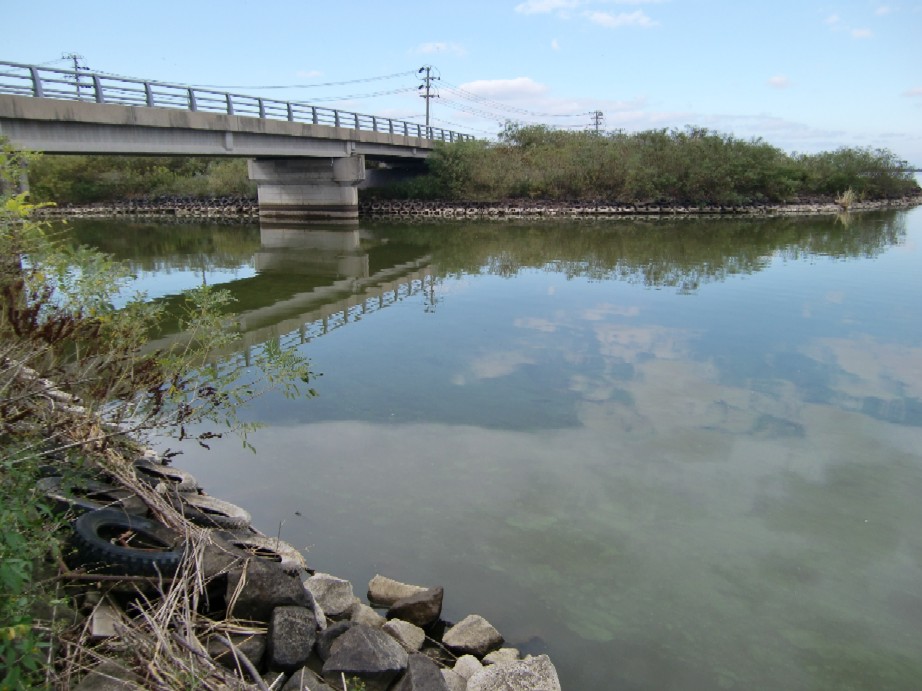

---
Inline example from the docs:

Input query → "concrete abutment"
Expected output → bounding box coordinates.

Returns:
[248,155,365,226]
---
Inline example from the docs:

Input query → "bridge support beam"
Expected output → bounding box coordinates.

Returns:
[248,156,365,226]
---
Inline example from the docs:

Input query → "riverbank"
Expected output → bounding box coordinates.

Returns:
[15,367,561,690]
[31,192,922,222]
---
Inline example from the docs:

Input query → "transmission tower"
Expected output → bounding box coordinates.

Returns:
[418,65,440,134]
[591,110,604,134]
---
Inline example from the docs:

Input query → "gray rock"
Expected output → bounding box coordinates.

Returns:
[267,606,318,672]
[226,559,312,623]
[387,586,443,627]
[207,633,266,672]
[73,660,141,690]
[392,653,451,691]
[282,666,338,691]
[383,619,426,652]
[441,669,468,691]
[483,647,519,665]
[322,623,409,691]
[305,572,359,618]
[442,615,503,657]
[315,620,357,661]
[466,655,561,691]
[351,602,387,628]
[367,574,427,606]
[453,654,483,680]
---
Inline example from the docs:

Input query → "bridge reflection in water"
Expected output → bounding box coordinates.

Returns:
[146,224,435,362]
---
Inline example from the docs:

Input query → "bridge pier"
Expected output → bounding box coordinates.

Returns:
[248,156,365,226]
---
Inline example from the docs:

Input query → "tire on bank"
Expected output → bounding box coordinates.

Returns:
[67,508,185,577]
[218,532,308,574]
[170,493,252,530]
[133,459,200,493]
[37,476,148,517]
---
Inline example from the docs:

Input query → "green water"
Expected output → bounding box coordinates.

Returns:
[65,211,922,690]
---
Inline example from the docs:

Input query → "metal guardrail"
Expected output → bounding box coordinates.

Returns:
[0,60,473,144]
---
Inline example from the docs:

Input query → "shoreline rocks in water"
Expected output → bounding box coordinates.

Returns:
[31,192,922,221]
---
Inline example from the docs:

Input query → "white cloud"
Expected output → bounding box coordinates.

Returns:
[824,13,842,26]
[585,9,658,28]
[515,0,582,14]
[413,42,467,57]
[851,28,873,38]
[551,38,561,50]
[295,69,322,78]
[768,75,790,89]
[875,5,893,15]
[458,77,550,98]
[904,87,922,97]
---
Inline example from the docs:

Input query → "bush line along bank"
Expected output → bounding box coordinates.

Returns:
[25,124,920,209]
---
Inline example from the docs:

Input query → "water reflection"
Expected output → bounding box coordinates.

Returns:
[59,210,922,690]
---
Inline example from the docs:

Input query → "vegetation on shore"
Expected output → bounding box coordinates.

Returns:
[0,138,312,688]
[25,124,919,209]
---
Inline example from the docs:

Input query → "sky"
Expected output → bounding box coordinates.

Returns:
[5,0,921,164]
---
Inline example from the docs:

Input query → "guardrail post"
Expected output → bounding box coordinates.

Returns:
[92,76,105,104]
[145,82,154,107]
[403,122,408,137]
[29,67,44,98]
[258,98,266,119]
[287,102,294,121]
[334,111,340,128]
[389,120,394,135]
[226,93,235,115]
[372,116,378,132]
[354,113,360,130]
[187,89,197,111]
[312,107,318,125]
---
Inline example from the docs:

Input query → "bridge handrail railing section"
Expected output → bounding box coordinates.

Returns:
[0,61,473,144]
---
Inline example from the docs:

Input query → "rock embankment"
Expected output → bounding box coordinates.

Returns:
[359,195,922,219]
[31,192,922,222]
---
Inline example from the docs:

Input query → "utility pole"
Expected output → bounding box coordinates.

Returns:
[418,65,439,136]
[61,52,86,99]
[591,110,604,134]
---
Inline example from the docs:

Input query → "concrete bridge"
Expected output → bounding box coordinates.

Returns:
[0,61,473,224]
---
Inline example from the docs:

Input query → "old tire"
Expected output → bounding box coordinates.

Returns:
[37,476,148,517]
[133,459,199,492]
[171,493,251,530]
[219,532,307,574]
[68,508,184,577]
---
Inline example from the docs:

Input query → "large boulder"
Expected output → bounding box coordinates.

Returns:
[226,560,312,623]
[267,606,318,673]
[453,654,483,680]
[322,624,409,690]
[207,633,266,672]
[383,619,426,653]
[368,574,427,606]
[391,653,451,691]
[282,667,338,691]
[387,586,443,627]
[441,669,467,691]
[466,655,562,691]
[305,572,359,618]
[315,621,357,662]
[442,615,503,657]
[351,602,387,628]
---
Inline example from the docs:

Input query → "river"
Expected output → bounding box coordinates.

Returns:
[62,208,922,690]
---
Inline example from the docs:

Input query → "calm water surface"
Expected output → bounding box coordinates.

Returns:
[66,210,922,690]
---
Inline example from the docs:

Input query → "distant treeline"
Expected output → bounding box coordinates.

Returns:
[26,124,920,206]
[27,156,255,204]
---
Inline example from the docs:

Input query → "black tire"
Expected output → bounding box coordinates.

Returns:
[133,460,199,492]
[171,493,252,530]
[218,532,308,574]
[68,508,184,577]
[37,476,148,517]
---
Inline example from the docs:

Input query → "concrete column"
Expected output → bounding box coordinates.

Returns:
[248,156,365,225]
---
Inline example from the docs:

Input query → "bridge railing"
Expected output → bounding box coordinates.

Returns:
[0,60,473,144]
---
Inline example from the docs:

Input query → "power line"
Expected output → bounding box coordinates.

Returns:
[418,65,439,130]
[441,81,593,119]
